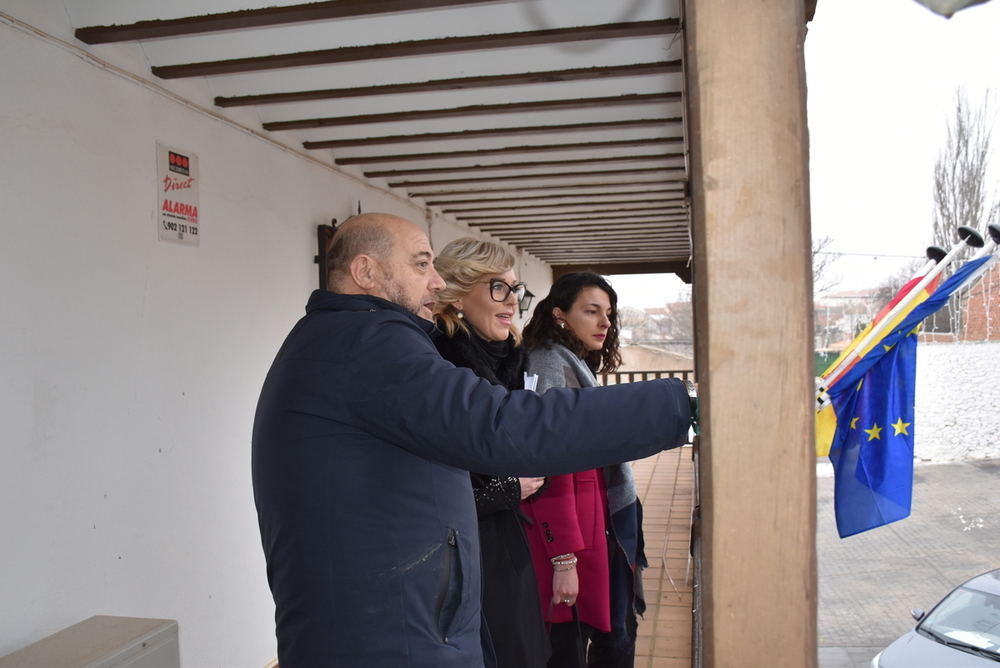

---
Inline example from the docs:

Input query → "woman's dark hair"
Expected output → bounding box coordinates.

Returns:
[522,272,622,373]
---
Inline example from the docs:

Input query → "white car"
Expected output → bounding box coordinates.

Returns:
[872,568,1000,667]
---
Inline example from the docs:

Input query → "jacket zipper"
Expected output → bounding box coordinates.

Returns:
[435,528,458,643]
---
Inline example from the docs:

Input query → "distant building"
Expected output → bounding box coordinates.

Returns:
[814,288,884,353]
[617,302,694,372]
[619,344,694,373]
[957,262,1000,341]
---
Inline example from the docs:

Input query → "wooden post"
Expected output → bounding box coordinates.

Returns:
[686,0,817,666]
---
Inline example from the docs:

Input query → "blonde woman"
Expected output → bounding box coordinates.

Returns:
[433,237,549,668]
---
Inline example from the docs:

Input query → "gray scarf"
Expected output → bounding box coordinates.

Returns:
[525,343,637,517]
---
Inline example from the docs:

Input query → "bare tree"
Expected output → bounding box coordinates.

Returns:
[812,235,843,354]
[618,305,651,332]
[652,287,694,357]
[929,87,1000,333]
[659,286,693,343]
[812,235,841,296]
[932,87,1000,261]
[871,260,924,316]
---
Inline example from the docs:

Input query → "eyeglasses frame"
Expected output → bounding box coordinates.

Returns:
[480,277,528,303]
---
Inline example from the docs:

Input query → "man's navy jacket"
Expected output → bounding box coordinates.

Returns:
[251,290,691,667]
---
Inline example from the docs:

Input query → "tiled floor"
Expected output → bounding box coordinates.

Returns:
[632,446,695,668]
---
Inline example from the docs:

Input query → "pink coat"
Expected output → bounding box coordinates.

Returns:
[521,468,611,631]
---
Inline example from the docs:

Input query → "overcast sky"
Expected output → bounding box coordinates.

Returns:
[611,0,1000,311]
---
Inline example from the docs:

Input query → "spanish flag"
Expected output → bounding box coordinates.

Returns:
[815,273,938,457]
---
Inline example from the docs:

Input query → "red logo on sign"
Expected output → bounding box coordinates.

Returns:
[168,151,191,176]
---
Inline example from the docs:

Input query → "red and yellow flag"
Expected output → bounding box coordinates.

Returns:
[816,273,940,457]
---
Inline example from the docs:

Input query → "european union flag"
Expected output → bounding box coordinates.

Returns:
[828,331,916,538]
[827,256,991,538]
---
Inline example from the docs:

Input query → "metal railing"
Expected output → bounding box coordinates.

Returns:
[599,369,695,385]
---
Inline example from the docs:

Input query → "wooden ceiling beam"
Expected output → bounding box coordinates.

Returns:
[151,19,681,79]
[485,229,688,239]
[76,0,506,44]
[515,252,688,262]
[436,198,684,211]
[365,153,683,178]
[499,236,688,246]
[541,261,686,270]
[531,249,685,259]
[501,240,688,250]
[551,261,691,281]
[486,225,687,237]
[525,239,686,247]
[218,60,681,107]
[456,204,685,221]
[478,219,688,232]
[409,180,684,198]
[530,254,686,264]
[303,118,680,149]
[265,92,681,131]
[448,207,685,219]
[439,197,685,212]
[529,254,687,264]
[462,218,688,230]
[541,252,686,259]
[538,247,687,254]
[390,167,686,187]
[527,253,687,263]
[425,188,683,206]
[526,247,688,254]
[336,137,682,165]
[493,230,687,242]
[513,236,687,246]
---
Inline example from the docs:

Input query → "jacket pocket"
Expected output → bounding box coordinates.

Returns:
[435,527,475,644]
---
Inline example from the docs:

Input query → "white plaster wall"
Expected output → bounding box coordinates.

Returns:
[513,252,554,327]
[0,7,447,666]
[914,340,1000,463]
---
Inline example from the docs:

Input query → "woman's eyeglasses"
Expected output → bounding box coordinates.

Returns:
[481,278,528,303]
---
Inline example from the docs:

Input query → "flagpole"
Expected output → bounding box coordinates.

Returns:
[816,245,945,410]
[915,245,947,279]
[821,225,984,392]
[950,222,1000,290]
[968,222,1000,260]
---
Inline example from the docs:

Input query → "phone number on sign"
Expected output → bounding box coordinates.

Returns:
[162,220,199,235]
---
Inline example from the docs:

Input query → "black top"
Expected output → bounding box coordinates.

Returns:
[434,327,550,668]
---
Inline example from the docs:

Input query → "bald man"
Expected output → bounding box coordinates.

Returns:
[252,213,692,668]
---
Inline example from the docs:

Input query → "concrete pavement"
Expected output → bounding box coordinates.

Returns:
[817,458,1000,668]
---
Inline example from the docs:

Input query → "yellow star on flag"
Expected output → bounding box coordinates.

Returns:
[892,418,911,436]
[864,423,882,441]
[850,417,859,430]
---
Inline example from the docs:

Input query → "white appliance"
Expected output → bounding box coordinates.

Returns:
[0,616,179,668]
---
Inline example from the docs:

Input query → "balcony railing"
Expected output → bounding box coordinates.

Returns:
[596,367,700,665]
[599,369,695,385]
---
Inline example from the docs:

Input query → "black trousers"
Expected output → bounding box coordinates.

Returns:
[546,613,638,668]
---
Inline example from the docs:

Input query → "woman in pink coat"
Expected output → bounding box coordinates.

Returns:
[521,272,646,668]
[523,466,612,635]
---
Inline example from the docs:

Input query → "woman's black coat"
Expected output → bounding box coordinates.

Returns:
[435,328,551,668]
